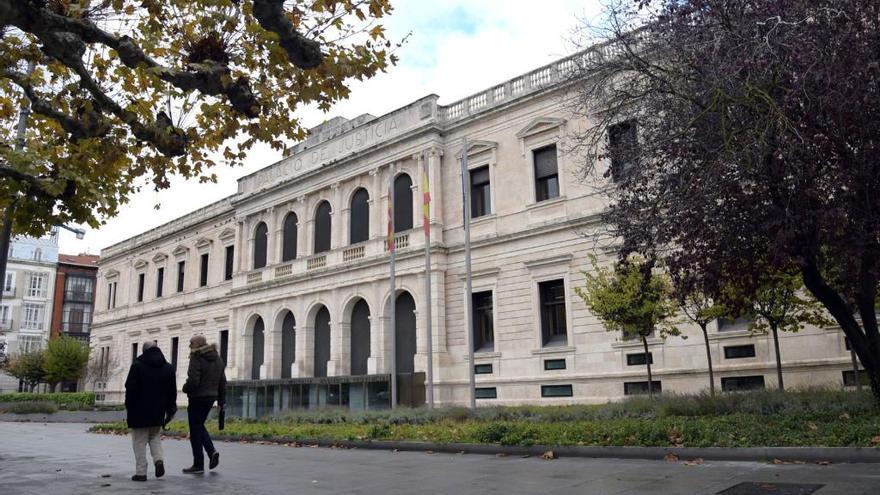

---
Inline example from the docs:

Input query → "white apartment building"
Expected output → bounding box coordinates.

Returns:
[91,48,859,413]
[0,234,59,392]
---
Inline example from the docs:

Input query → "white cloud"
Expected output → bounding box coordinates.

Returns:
[57,0,605,254]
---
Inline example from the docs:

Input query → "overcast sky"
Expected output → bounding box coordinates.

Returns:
[57,0,603,255]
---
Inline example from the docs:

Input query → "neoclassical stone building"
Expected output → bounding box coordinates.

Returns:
[91,49,860,411]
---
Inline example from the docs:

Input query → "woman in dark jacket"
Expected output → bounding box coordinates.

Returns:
[181,334,227,474]
[124,341,177,481]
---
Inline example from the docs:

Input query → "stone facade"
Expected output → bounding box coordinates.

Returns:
[91,50,858,406]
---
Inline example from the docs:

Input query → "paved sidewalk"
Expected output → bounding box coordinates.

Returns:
[1,423,879,494]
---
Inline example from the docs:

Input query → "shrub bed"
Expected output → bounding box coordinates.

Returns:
[0,401,59,415]
[0,392,95,410]
[90,390,880,448]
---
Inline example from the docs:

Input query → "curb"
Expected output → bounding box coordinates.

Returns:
[103,429,880,464]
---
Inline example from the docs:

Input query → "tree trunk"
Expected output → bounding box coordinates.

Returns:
[771,324,784,392]
[701,324,715,396]
[850,349,862,392]
[801,262,880,402]
[0,200,15,307]
[642,335,654,400]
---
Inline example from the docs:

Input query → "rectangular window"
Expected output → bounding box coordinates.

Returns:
[469,165,491,218]
[0,305,8,325]
[22,303,45,330]
[3,271,13,292]
[544,358,566,370]
[137,273,145,302]
[539,279,567,347]
[106,281,117,309]
[472,290,494,352]
[608,120,639,182]
[533,144,559,202]
[200,253,209,287]
[19,335,42,354]
[62,303,92,334]
[724,344,756,359]
[171,337,179,372]
[177,261,185,292]
[842,370,869,387]
[475,387,497,399]
[156,267,164,298]
[219,330,229,366]
[64,276,94,302]
[626,353,654,366]
[541,384,573,398]
[624,381,662,396]
[224,246,234,281]
[721,375,765,392]
[718,316,751,332]
[474,363,493,375]
[27,272,47,298]
[131,342,138,364]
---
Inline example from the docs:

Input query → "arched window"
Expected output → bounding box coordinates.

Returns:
[350,299,371,375]
[313,306,331,377]
[314,201,332,254]
[395,291,417,374]
[349,188,370,244]
[282,213,298,262]
[253,222,268,269]
[393,174,413,233]
[281,312,296,379]
[251,317,265,379]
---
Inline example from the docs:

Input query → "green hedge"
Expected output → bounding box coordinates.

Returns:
[0,401,59,415]
[91,412,880,447]
[0,392,95,409]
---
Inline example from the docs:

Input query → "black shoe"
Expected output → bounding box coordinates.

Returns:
[155,460,165,478]
[182,466,205,474]
[209,451,220,470]
[131,475,147,482]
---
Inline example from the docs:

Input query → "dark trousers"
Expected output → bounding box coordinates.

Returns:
[187,398,216,468]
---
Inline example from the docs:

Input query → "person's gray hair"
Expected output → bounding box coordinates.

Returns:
[142,340,157,351]
[190,335,207,347]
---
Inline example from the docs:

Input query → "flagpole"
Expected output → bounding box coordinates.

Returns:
[388,176,397,409]
[460,138,476,409]
[422,151,434,408]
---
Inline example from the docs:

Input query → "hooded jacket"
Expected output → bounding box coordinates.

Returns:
[124,347,177,428]
[182,343,227,405]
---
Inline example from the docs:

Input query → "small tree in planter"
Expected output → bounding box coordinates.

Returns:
[577,254,680,399]
[43,336,90,393]
[669,269,731,397]
[725,269,832,392]
[4,350,45,392]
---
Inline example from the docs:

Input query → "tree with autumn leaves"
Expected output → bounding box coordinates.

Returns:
[572,0,880,402]
[0,0,397,237]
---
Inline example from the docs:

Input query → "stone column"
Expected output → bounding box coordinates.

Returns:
[327,321,351,376]
[234,219,245,272]
[293,324,313,378]
[367,316,389,374]
[428,148,444,229]
[264,317,280,379]
[413,153,425,233]
[265,207,278,265]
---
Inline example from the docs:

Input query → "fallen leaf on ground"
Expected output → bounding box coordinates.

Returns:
[664,452,679,463]
[541,450,557,460]
[496,453,507,458]
[815,460,832,466]
[839,412,850,420]
[807,422,818,432]
[683,458,704,466]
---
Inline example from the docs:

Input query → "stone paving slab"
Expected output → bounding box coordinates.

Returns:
[0,423,879,495]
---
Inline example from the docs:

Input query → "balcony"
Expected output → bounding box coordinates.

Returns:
[64,290,94,303]
[235,228,425,290]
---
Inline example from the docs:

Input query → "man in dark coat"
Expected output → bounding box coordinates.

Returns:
[124,340,177,482]
[181,334,226,474]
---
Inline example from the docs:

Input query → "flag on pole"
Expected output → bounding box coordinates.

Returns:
[387,184,395,252]
[422,170,431,236]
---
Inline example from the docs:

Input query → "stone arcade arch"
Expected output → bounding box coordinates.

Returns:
[349,187,370,244]
[349,298,371,375]
[313,305,331,377]
[314,201,332,254]
[394,291,417,374]
[280,311,296,379]
[251,316,265,379]
[282,212,298,262]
